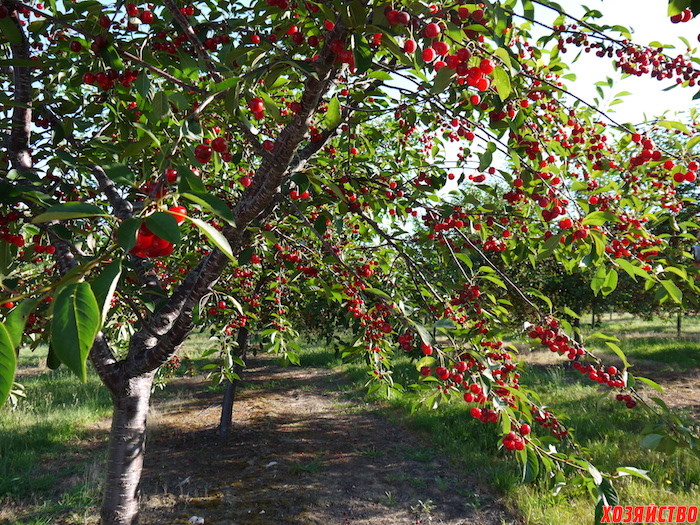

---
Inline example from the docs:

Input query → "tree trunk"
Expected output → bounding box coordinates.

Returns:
[218,327,249,436]
[100,373,154,525]
[677,311,682,337]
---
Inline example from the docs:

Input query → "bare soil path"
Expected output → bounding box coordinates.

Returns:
[139,358,516,525]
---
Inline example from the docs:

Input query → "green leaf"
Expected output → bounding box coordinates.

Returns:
[0,323,17,407]
[259,91,282,123]
[46,344,61,370]
[602,269,618,296]
[523,447,539,482]
[99,42,124,71]
[103,163,136,185]
[4,299,39,349]
[364,287,392,300]
[633,375,664,392]
[561,307,580,319]
[407,319,433,345]
[587,461,603,485]
[479,142,497,171]
[211,75,240,93]
[641,433,663,449]
[0,18,22,44]
[325,96,342,129]
[605,341,631,369]
[430,67,456,94]
[51,283,101,382]
[32,202,108,223]
[353,35,373,74]
[582,211,616,226]
[151,91,170,121]
[178,166,207,193]
[615,258,650,281]
[660,279,682,303]
[492,66,512,101]
[181,192,234,223]
[591,265,607,296]
[90,260,122,324]
[117,218,141,252]
[494,47,513,71]
[594,478,619,524]
[657,119,691,135]
[135,72,152,101]
[588,332,619,342]
[416,356,436,371]
[616,467,652,482]
[186,216,236,263]
[146,212,181,244]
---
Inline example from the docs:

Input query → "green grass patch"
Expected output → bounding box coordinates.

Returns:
[581,314,700,369]
[0,346,111,521]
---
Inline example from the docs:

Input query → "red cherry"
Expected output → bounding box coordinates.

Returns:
[126,3,139,16]
[250,253,261,264]
[240,176,252,187]
[98,14,111,28]
[0,6,9,18]
[69,40,82,52]
[211,137,228,153]
[165,168,178,183]
[217,300,227,309]
[248,97,264,113]
[470,407,482,419]
[435,366,449,380]
[194,144,212,163]
[140,10,154,23]
[3,301,15,309]
[422,47,436,62]
[82,72,96,84]
[250,33,261,45]
[168,206,187,223]
[395,11,410,25]
[423,22,441,39]
[421,342,433,355]
[520,424,531,435]
[404,39,417,54]
[479,59,495,74]
[432,40,449,56]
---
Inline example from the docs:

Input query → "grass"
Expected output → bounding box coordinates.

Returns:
[581,314,700,369]
[0,346,112,523]
[297,320,700,525]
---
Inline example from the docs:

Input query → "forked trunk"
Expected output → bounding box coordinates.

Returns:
[100,373,154,525]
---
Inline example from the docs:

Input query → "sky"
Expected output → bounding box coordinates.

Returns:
[544,0,700,124]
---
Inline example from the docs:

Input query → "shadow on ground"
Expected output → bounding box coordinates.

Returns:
[140,358,516,525]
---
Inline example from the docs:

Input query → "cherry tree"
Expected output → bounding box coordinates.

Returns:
[1,0,699,523]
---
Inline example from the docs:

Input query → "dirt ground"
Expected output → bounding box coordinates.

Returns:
[138,358,517,525]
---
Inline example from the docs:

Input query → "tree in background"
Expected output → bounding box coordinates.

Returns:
[1,0,700,523]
